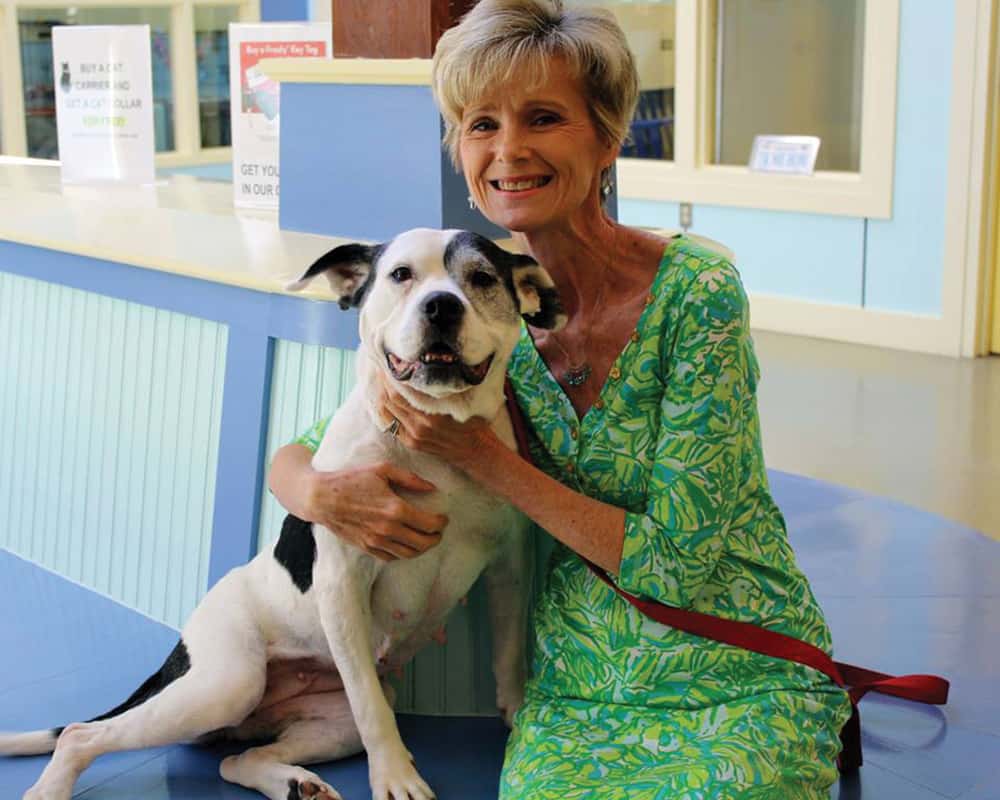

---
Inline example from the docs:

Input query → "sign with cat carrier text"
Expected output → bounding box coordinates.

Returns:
[52,25,155,184]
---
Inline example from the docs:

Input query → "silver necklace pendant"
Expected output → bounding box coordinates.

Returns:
[563,363,592,386]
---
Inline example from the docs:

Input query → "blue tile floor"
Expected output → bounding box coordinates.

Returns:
[2,470,999,799]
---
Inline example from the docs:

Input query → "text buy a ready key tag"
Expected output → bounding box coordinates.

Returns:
[229,24,332,210]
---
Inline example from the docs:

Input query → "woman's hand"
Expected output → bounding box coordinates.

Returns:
[268,444,447,561]
[379,381,498,473]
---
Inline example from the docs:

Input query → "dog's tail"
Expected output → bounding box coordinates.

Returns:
[0,639,191,758]
[0,729,59,756]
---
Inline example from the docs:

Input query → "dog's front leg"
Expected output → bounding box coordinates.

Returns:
[316,552,434,800]
[485,516,533,727]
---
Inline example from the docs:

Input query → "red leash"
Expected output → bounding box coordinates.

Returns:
[503,380,949,771]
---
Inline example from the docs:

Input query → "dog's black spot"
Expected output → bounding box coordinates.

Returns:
[274,514,316,593]
[444,231,522,284]
[51,726,64,739]
[444,231,564,329]
[86,640,191,724]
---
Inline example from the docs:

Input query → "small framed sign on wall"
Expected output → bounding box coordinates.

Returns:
[749,135,821,175]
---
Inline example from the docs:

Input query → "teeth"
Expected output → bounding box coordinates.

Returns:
[420,352,458,364]
[497,177,548,191]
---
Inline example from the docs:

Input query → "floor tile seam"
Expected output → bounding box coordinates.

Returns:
[0,651,170,705]
[861,757,958,799]
[944,722,1000,742]
[72,749,173,798]
[0,549,183,634]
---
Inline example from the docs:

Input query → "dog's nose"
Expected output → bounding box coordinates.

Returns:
[421,292,464,329]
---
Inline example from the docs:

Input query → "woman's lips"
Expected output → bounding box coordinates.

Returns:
[489,175,552,192]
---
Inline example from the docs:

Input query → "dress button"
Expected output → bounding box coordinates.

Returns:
[594,398,605,410]
[630,331,640,343]
[570,427,578,440]
[609,366,621,380]
[645,292,655,306]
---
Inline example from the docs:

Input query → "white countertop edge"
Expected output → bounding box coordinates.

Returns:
[0,228,340,302]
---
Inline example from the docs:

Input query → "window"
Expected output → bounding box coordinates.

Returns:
[18,7,173,158]
[713,0,864,172]
[195,6,239,149]
[0,0,251,164]
[568,0,677,162]
[615,0,900,219]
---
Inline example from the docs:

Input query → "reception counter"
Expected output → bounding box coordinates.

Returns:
[0,162,497,714]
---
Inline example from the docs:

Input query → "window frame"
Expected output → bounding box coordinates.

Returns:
[617,0,900,219]
[0,0,257,166]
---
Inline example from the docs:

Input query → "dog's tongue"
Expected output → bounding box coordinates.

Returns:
[469,354,493,381]
[388,352,412,371]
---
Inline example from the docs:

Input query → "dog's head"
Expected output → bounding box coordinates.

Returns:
[288,228,565,406]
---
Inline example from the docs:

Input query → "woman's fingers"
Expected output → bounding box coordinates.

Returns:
[378,463,436,492]
[364,526,428,561]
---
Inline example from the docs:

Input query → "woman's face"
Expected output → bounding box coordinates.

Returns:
[458,57,616,233]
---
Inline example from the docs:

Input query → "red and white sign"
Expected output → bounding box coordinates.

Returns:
[229,24,331,209]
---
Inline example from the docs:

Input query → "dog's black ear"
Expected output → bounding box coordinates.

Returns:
[286,242,383,309]
[511,256,567,330]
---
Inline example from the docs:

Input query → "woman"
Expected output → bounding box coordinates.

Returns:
[269,1,852,797]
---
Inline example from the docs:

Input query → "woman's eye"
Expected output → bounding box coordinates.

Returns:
[532,112,560,126]
[390,266,413,283]
[468,118,496,133]
[470,270,497,289]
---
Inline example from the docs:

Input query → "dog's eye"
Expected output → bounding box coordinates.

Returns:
[470,270,496,289]
[390,266,413,283]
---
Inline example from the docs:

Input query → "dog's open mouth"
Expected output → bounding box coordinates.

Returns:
[385,344,494,385]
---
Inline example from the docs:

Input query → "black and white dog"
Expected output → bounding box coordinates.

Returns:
[1,229,566,800]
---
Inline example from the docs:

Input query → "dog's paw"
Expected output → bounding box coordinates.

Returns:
[369,751,435,800]
[288,775,343,800]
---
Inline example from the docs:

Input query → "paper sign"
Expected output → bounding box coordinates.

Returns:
[749,135,821,175]
[52,26,155,184]
[229,23,332,209]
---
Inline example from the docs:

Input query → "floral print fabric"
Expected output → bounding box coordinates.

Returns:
[499,236,851,798]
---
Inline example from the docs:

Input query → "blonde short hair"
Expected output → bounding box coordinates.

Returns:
[432,0,639,166]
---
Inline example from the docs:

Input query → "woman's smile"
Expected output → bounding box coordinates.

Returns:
[490,175,553,193]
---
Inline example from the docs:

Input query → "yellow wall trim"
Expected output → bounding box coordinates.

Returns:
[258,57,433,86]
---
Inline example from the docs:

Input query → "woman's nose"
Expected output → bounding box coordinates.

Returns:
[496,124,529,162]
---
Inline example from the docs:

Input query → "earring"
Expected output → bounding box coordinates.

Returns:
[600,169,613,199]
[468,195,477,210]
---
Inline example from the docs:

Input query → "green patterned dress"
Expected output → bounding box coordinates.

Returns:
[498,236,850,799]
[292,235,851,799]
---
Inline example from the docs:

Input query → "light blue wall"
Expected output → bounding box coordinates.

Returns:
[622,199,867,305]
[261,0,309,22]
[864,0,954,314]
[619,0,955,315]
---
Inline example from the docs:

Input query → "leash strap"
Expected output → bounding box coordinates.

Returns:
[502,379,949,771]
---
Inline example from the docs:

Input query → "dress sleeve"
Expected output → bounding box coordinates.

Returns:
[292,415,333,454]
[616,262,757,608]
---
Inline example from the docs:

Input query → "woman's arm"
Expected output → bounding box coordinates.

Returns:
[268,441,449,561]
[380,398,626,573]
